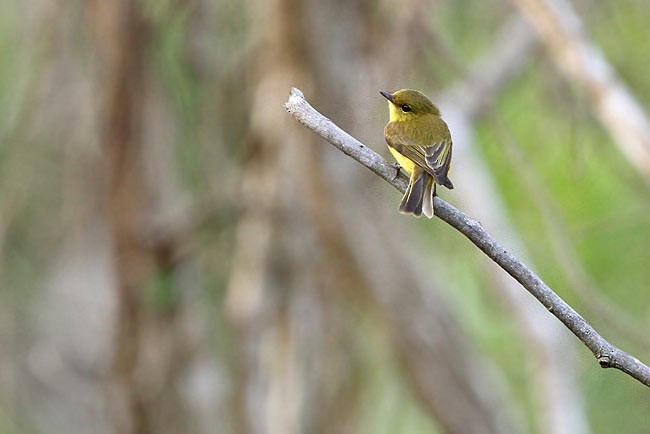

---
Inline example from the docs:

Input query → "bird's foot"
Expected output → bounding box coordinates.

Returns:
[391,162,401,180]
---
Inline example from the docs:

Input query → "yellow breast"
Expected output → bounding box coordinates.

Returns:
[388,145,416,175]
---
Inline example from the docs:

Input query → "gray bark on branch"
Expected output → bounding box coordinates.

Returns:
[285,86,650,388]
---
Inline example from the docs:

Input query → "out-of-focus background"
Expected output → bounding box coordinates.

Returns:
[1,0,649,433]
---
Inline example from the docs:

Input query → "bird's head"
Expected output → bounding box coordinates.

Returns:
[380,89,440,122]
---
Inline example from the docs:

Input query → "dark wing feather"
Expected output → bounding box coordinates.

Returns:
[424,139,454,189]
[385,131,454,189]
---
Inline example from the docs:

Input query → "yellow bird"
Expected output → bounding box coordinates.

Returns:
[380,89,453,218]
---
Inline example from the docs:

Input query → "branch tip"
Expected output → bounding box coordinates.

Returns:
[289,87,305,99]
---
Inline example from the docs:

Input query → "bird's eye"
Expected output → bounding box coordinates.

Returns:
[401,104,411,113]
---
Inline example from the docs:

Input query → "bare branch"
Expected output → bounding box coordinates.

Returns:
[436,16,588,433]
[285,87,650,388]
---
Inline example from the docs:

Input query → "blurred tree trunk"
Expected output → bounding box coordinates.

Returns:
[85,2,196,433]
[87,1,154,431]
[225,0,323,431]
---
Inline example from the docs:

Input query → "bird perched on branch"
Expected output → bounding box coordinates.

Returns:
[381,89,454,218]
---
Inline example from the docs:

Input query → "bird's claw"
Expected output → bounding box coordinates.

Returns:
[391,162,401,180]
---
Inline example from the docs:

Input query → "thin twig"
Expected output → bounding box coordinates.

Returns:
[489,112,650,350]
[285,86,650,388]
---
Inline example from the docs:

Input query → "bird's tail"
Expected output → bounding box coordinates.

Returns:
[399,168,435,218]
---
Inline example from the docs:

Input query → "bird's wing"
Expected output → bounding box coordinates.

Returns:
[385,134,431,173]
[424,138,453,188]
[385,132,453,188]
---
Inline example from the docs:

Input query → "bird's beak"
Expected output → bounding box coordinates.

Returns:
[380,91,394,103]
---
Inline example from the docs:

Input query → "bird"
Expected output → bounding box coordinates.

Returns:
[380,89,453,218]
